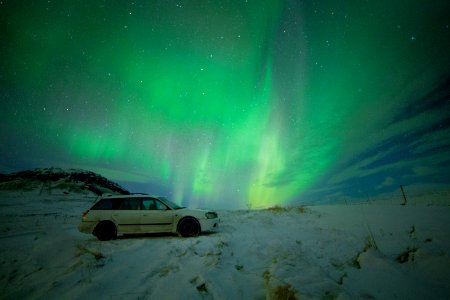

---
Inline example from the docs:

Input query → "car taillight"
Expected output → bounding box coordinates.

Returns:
[82,210,89,218]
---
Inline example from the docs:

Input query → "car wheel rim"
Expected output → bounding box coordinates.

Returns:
[181,220,198,236]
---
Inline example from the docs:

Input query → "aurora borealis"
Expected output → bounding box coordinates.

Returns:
[1,0,450,208]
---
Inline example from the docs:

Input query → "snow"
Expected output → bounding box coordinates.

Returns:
[1,191,449,299]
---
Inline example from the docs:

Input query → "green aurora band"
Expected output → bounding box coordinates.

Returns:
[1,1,449,208]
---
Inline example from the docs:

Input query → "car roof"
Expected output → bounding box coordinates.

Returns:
[100,193,162,199]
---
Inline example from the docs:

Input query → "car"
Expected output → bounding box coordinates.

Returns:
[78,194,219,240]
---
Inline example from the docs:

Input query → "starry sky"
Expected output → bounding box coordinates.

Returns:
[1,0,449,208]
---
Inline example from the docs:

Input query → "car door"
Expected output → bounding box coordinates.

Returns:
[140,198,174,233]
[112,198,141,233]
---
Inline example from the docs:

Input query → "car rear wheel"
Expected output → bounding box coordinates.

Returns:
[177,217,201,237]
[94,221,117,241]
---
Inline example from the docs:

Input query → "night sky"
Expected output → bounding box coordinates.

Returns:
[1,0,450,208]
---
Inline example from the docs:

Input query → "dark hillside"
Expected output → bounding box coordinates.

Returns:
[0,167,129,195]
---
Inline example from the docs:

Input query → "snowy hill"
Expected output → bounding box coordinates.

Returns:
[0,167,129,195]
[0,190,449,299]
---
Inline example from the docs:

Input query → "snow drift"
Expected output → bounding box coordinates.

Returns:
[0,190,449,299]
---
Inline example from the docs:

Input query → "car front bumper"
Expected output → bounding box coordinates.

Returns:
[199,217,220,232]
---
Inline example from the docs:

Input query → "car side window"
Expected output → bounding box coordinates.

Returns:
[142,198,157,210]
[155,200,169,210]
[142,198,169,210]
[92,198,123,210]
[92,199,112,210]
[142,199,150,210]
[118,198,140,210]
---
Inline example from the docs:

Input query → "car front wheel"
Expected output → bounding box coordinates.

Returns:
[94,221,117,241]
[177,217,201,237]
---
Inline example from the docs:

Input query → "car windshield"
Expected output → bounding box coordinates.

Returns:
[157,197,185,210]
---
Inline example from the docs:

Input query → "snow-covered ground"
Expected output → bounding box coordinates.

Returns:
[1,191,449,299]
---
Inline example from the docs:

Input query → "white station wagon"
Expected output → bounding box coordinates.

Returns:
[78,194,219,240]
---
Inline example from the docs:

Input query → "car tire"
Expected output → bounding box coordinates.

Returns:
[94,221,117,241]
[177,217,201,237]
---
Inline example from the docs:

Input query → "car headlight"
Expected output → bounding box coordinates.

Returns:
[205,212,218,219]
